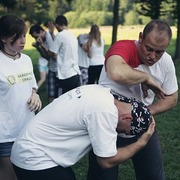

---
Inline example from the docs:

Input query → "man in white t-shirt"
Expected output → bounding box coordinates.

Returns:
[11,84,155,180]
[40,15,81,97]
[87,20,178,180]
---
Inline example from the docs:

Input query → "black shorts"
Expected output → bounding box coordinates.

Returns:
[13,164,77,180]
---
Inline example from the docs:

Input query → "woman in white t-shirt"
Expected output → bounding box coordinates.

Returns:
[0,15,42,180]
[84,25,105,84]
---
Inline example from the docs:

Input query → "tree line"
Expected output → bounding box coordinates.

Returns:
[0,0,180,59]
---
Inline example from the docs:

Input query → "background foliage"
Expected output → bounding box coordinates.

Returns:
[0,0,177,27]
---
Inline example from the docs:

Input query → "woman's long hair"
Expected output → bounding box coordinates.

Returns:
[88,24,101,47]
[86,24,101,58]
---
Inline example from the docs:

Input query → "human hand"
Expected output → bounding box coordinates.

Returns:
[32,42,38,48]
[47,21,55,34]
[137,117,155,146]
[141,77,166,99]
[36,37,43,45]
[27,92,42,112]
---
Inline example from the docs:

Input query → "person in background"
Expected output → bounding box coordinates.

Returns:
[39,15,81,96]
[11,84,155,180]
[84,24,105,84]
[77,33,89,85]
[87,20,178,180]
[0,15,42,180]
[29,23,57,103]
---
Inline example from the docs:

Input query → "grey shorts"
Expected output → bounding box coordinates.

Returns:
[0,142,14,157]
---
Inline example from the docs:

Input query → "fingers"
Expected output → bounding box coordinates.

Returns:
[147,117,155,134]
[141,83,148,98]
[138,117,155,145]
[141,83,166,99]
[28,93,42,112]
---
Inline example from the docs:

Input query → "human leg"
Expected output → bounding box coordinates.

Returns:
[132,130,166,180]
[0,142,17,180]
[13,165,77,180]
[87,149,119,180]
[88,65,103,84]
[37,70,47,89]
[47,70,57,103]
[79,66,88,85]
[88,66,96,84]
[37,62,48,89]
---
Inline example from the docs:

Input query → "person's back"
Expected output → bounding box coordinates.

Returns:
[90,38,105,66]
[88,20,178,180]
[53,29,80,79]
[86,25,105,84]
[49,15,81,95]
[77,33,90,85]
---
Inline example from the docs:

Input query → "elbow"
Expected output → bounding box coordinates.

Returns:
[171,92,178,108]
[98,162,114,169]
[107,70,127,84]
[97,158,115,169]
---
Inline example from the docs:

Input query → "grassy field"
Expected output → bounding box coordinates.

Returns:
[24,25,180,180]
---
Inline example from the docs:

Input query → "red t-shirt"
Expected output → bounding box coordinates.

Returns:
[105,40,141,68]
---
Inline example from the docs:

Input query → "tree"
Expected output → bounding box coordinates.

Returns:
[0,0,17,13]
[111,0,119,44]
[174,0,180,60]
[135,0,162,19]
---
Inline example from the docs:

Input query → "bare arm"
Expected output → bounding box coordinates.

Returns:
[107,55,152,84]
[97,118,155,169]
[148,91,178,116]
[32,42,50,60]
[106,55,166,98]
[36,39,56,59]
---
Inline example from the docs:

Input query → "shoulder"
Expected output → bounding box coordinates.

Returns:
[20,53,31,61]
[157,52,175,69]
[112,40,135,47]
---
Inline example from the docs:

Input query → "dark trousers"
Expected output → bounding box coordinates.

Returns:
[13,164,77,180]
[88,65,103,84]
[87,130,166,180]
[55,74,80,97]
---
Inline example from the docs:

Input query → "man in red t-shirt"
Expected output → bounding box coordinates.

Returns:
[87,20,178,180]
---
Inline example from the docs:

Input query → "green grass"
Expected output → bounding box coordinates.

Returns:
[23,25,180,179]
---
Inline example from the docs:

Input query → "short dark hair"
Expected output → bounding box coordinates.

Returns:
[0,15,27,49]
[143,19,172,41]
[29,24,44,35]
[55,15,68,26]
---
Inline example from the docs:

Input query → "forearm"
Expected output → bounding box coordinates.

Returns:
[36,45,50,60]
[148,92,178,116]
[40,43,56,58]
[97,140,146,169]
[97,119,155,169]
[106,56,149,85]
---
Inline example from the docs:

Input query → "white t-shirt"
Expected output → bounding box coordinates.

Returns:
[99,52,178,105]
[45,31,57,72]
[77,34,90,68]
[49,30,81,79]
[0,52,37,142]
[11,85,118,170]
[89,38,105,66]
[99,52,178,138]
